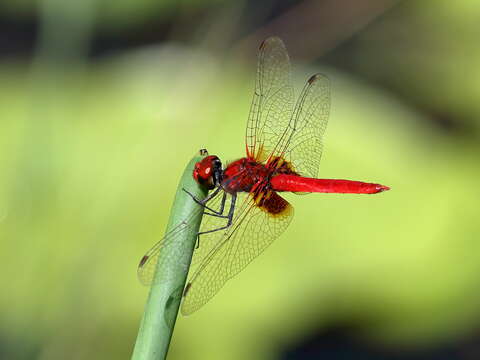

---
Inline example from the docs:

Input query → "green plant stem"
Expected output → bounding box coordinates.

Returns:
[131,152,208,360]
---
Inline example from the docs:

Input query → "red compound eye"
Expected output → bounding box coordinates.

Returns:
[192,155,220,189]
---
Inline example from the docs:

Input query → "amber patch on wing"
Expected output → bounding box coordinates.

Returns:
[254,144,268,163]
[267,156,298,175]
[254,189,291,216]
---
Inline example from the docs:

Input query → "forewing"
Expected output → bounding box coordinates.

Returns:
[274,74,331,178]
[137,191,226,286]
[246,37,294,162]
[181,189,294,315]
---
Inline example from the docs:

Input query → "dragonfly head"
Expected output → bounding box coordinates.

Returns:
[193,155,223,190]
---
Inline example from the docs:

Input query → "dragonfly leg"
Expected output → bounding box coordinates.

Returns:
[203,192,228,218]
[182,186,225,214]
[195,192,237,248]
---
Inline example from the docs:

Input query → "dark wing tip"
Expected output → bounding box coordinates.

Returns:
[183,282,192,297]
[307,73,329,85]
[139,255,149,267]
[259,39,268,50]
[259,36,285,50]
[307,74,319,84]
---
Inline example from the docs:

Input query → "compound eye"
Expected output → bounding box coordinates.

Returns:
[192,155,222,189]
[200,166,214,189]
[192,161,215,190]
[193,164,201,181]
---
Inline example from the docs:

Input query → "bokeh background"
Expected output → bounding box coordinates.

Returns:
[2,0,480,359]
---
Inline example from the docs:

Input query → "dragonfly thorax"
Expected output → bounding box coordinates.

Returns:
[221,158,271,193]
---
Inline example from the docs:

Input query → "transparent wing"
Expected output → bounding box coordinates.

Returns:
[246,37,330,178]
[137,191,226,286]
[273,73,331,178]
[181,188,294,315]
[246,37,295,162]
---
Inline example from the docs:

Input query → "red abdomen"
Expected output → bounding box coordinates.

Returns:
[271,174,390,194]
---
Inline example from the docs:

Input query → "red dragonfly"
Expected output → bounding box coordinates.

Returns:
[138,37,389,315]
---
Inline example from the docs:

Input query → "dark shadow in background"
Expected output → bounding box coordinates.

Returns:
[280,324,480,360]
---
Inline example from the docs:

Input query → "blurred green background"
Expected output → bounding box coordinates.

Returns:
[1,0,480,359]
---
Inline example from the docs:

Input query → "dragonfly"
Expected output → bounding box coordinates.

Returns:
[138,36,389,315]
